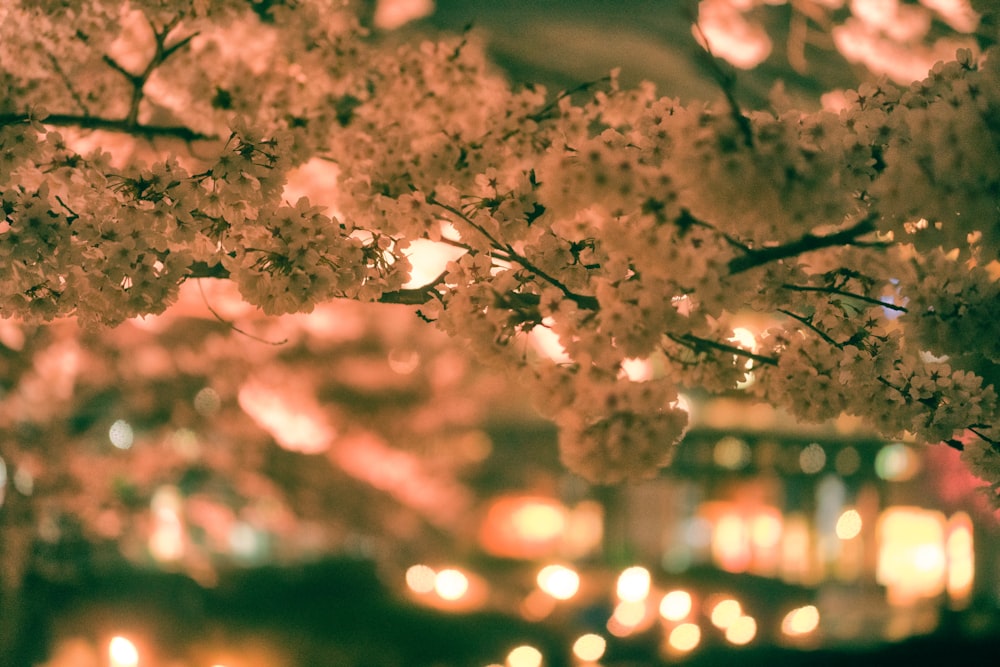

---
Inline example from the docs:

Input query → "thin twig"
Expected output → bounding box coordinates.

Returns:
[689,17,754,148]
[44,48,90,115]
[780,283,908,312]
[196,280,287,345]
[427,195,599,309]
[666,332,779,366]
[777,308,843,347]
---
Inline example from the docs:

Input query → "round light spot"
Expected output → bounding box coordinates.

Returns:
[616,566,651,602]
[782,605,820,635]
[571,633,606,662]
[506,644,542,667]
[836,509,863,540]
[536,564,580,600]
[799,443,826,474]
[194,387,221,416]
[875,443,919,481]
[434,568,469,601]
[725,615,757,645]
[406,564,437,594]
[108,636,138,667]
[109,419,134,450]
[714,436,752,470]
[668,623,701,652]
[834,447,861,475]
[659,590,693,621]
[709,598,742,629]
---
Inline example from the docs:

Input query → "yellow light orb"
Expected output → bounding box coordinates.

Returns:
[781,605,820,635]
[668,623,701,652]
[536,564,580,600]
[725,615,757,645]
[434,568,469,601]
[836,509,863,540]
[709,598,742,629]
[616,566,651,602]
[506,644,543,667]
[659,590,693,621]
[108,636,138,667]
[571,633,607,662]
[405,564,437,594]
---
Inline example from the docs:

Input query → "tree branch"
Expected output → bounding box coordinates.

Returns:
[780,283,908,312]
[666,332,778,366]
[427,195,599,309]
[777,308,844,347]
[0,113,214,141]
[727,213,880,275]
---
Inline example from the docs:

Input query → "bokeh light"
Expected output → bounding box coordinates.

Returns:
[434,568,469,601]
[506,644,542,667]
[109,419,134,450]
[709,598,742,629]
[659,590,693,621]
[875,443,920,481]
[782,605,820,636]
[536,564,580,600]
[668,623,701,652]
[108,636,138,667]
[193,387,221,415]
[616,566,651,602]
[836,509,863,540]
[799,443,826,474]
[406,564,437,594]
[725,615,757,645]
[571,633,607,662]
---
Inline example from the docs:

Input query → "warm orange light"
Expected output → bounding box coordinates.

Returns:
[571,633,607,662]
[536,564,580,600]
[946,512,974,607]
[405,564,437,594]
[781,605,820,636]
[434,568,469,601]
[877,507,947,605]
[725,615,757,645]
[479,496,568,559]
[616,566,651,602]
[667,623,701,652]
[836,509,863,540]
[712,514,751,573]
[109,636,138,667]
[506,644,543,667]
[612,600,647,627]
[709,598,742,629]
[659,590,693,621]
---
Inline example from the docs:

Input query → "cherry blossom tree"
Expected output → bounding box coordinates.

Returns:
[2,0,998,487]
[1,0,999,658]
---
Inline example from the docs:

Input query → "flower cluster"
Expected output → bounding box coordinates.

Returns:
[1,0,998,491]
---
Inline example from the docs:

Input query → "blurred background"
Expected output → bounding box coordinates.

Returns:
[2,1,999,666]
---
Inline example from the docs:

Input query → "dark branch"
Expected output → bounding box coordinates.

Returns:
[0,113,215,141]
[728,214,880,275]
[780,283,908,312]
[777,308,843,347]
[666,332,778,366]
